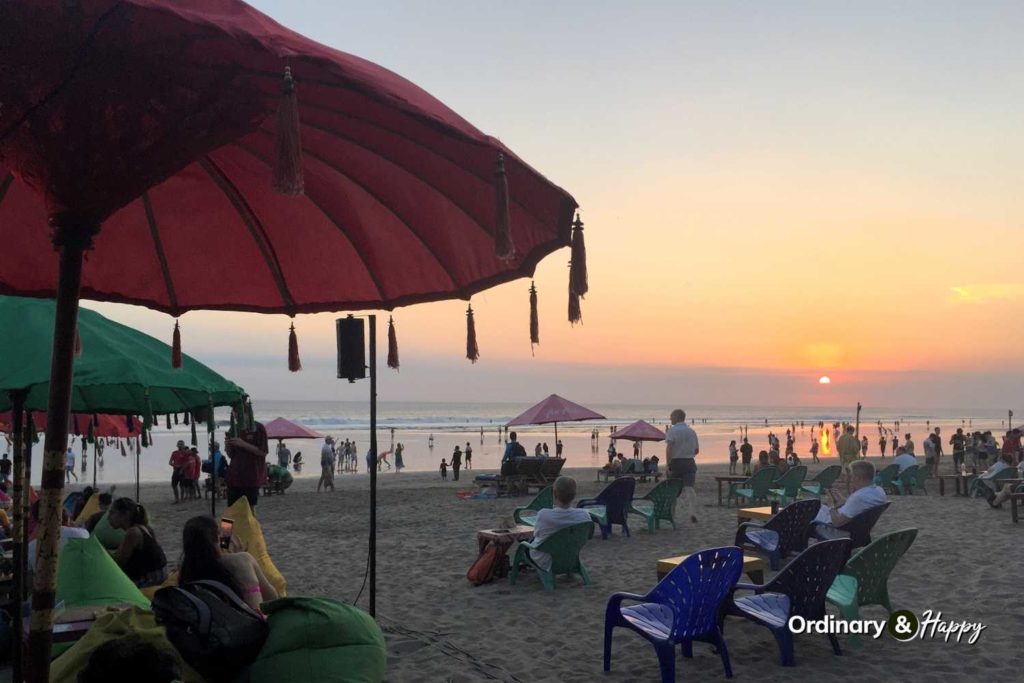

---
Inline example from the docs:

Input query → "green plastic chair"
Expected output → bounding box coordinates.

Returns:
[767,466,807,505]
[513,485,553,526]
[826,528,918,647]
[729,467,777,507]
[801,465,842,498]
[628,479,683,532]
[508,521,594,591]
[874,464,900,493]
[891,465,919,495]
[909,466,929,495]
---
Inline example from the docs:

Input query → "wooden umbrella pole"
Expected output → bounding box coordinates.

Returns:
[10,392,25,683]
[27,216,94,683]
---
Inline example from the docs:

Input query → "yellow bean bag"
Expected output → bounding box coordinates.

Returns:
[224,497,287,596]
[74,492,101,524]
[139,570,179,602]
[49,607,204,683]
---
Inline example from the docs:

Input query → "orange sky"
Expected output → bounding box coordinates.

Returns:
[86,3,1024,407]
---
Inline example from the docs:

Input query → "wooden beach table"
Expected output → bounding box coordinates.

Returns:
[657,553,766,584]
[1010,493,1024,524]
[737,506,774,524]
[476,525,535,578]
[938,474,974,497]
[715,475,748,506]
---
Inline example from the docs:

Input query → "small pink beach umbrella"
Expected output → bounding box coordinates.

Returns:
[610,420,665,458]
[263,417,324,441]
[506,394,605,449]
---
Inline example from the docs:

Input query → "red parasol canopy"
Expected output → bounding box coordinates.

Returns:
[263,417,323,440]
[0,411,131,439]
[0,0,578,315]
[610,420,665,442]
[507,394,605,427]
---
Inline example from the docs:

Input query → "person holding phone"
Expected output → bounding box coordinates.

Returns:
[225,422,269,509]
[179,515,280,613]
[813,460,886,527]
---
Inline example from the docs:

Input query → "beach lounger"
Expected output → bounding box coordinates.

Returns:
[801,465,842,498]
[628,479,683,533]
[724,538,851,666]
[516,458,548,492]
[826,528,918,647]
[508,521,593,591]
[874,464,900,493]
[604,546,743,682]
[729,467,777,507]
[810,502,890,549]
[735,498,820,570]
[513,486,553,527]
[578,477,636,539]
[767,466,807,505]
[540,457,566,484]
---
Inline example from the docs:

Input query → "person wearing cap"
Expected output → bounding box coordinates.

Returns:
[168,440,192,504]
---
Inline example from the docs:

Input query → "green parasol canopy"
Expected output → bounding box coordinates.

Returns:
[0,296,245,414]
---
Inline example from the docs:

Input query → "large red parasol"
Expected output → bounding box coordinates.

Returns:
[610,420,666,442]
[263,416,324,440]
[0,2,584,679]
[0,412,131,439]
[506,394,605,447]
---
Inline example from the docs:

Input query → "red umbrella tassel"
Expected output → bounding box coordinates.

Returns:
[387,316,400,371]
[494,153,514,260]
[171,320,182,369]
[568,276,583,326]
[570,213,588,297]
[288,322,302,372]
[529,281,539,352]
[466,304,480,363]
[273,66,304,195]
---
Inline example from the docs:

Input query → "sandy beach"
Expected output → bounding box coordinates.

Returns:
[118,456,1023,682]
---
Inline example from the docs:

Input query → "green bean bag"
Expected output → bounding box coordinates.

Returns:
[57,536,150,610]
[247,598,386,683]
[93,509,125,550]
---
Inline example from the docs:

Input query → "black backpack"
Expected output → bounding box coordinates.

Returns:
[152,580,268,680]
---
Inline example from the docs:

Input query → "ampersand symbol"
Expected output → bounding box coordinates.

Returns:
[894,615,912,635]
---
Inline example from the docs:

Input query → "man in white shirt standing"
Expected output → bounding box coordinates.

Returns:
[528,476,594,571]
[665,408,700,524]
[814,460,886,526]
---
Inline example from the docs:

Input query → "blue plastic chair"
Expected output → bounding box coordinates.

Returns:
[604,546,743,681]
[723,538,851,666]
[734,498,820,570]
[578,476,636,539]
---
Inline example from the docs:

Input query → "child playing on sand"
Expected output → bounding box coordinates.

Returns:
[439,458,448,480]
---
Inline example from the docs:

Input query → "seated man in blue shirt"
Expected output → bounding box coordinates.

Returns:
[814,460,886,527]
[528,476,593,571]
[502,431,527,463]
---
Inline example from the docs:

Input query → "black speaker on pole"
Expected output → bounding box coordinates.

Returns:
[336,315,367,382]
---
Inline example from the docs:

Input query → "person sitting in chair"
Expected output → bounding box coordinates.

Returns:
[893,445,917,472]
[813,460,886,527]
[527,476,593,571]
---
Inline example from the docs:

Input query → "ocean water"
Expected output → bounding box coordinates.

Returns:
[27,400,1013,488]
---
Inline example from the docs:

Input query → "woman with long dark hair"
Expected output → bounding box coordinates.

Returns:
[108,497,168,587]
[178,515,279,612]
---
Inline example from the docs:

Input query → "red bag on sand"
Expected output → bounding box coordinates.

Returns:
[467,543,503,586]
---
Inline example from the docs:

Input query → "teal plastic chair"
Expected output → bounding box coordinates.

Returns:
[891,465,919,495]
[513,486,553,526]
[874,464,900,493]
[968,467,1019,498]
[628,479,683,532]
[801,465,842,498]
[508,521,594,591]
[729,467,777,507]
[826,528,918,647]
[768,466,807,505]
[908,466,929,495]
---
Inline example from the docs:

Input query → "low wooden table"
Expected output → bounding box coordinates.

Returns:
[657,553,765,584]
[476,525,535,578]
[938,474,974,496]
[715,475,748,506]
[22,603,134,644]
[737,506,774,524]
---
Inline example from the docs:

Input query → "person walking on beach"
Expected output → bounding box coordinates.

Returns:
[168,440,190,503]
[879,433,887,458]
[65,446,78,483]
[439,458,448,480]
[950,428,966,473]
[665,408,699,524]
[318,436,335,492]
[394,442,404,471]
[860,435,869,458]
[810,435,820,463]
[428,434,434,450]
[556,439,564,457]
[929,427,943,475]
[892,434,899,457]
[464,442,472,469]
[740,438,753,475]
[728,440,738,474]
[451,445,462,481]
[836,425,860,487]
